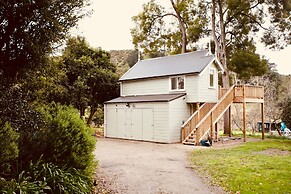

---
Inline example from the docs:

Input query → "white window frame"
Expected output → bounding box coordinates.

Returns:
[169,75,185,91]
[209,68,215,88]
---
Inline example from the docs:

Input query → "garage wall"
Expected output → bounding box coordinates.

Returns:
[169,96,191,142]
[105,102,170,143]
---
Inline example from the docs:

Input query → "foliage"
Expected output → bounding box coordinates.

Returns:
[261,64,285,122]
[0,82,96,192]
[261,0,291,49]
[281,98,291,129]
[0,121,19,174]
[38,103,96,173]
[131,0,208,55]
[0,161,93,194]
[92,107,104,127]
[0,0,90,78]
[21,57,69,105]
[228,49,267,80]
[189,139,291,194]
[60,36,119,124]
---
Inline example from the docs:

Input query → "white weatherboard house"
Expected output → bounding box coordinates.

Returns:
[104,50,224,143]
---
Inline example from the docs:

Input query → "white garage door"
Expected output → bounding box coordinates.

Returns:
[106,108,154,141]
[131,108,154,141]
[106,108,126,138]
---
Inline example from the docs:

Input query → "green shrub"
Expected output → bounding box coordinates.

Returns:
[0,121,19,174]
[0,161,93,194]
[39,103,97,175]
[0,82,96,192]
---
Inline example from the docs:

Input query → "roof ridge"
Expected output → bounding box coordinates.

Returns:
[139,50,208,62]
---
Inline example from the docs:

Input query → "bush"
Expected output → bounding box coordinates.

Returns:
[0,160,93,194]
[0,81,96,192]
[39,103,96,174]
[282,98,291,129]
[0,121,19,174]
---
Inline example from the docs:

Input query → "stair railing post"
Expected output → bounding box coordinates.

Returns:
[210,112,214,140]
[196,127,200,146]
[196,103,200,121]
[181,126,185,142]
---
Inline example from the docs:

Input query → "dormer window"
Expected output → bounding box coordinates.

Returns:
[170,76,185,91]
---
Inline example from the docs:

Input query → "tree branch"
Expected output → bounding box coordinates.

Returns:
[240,12,268,30]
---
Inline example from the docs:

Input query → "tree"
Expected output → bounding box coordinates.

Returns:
[61,36,119,124]
[208,0,290,134]
[282,98,291,129]
[131,0,208,55]
[0,0,90,79]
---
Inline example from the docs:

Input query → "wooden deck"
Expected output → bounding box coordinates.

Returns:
[182,85,264,145]
[219,85,264,103]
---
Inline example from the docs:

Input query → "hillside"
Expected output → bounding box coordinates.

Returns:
[109,50,138,77]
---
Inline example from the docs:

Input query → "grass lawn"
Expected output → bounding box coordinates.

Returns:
[189,139,291,194]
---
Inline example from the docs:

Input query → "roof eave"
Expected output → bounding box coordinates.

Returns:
[214,55,225,73]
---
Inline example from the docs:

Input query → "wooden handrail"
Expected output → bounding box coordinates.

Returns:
[181,102,215,141]
[182,84,264,145]
[234,85,264,99]
[195,85,235,144]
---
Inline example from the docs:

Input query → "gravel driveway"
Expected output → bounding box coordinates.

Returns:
[94,138,225,194]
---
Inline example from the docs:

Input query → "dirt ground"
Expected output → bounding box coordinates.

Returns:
[93,138,227,194]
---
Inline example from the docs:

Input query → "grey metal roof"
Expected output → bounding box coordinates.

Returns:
[120,50,215,81]
[105,93,186,104]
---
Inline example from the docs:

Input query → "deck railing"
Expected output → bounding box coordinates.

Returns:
[182,84,264,145]
[219,85,264,99]
[234,85,264,99]
[181,102,215,141]
[195,85,235,144]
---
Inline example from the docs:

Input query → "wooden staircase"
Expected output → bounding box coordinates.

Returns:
[181,102,215,145]
[181,85,264,145]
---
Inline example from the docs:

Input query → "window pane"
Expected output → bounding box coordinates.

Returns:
[210,69,214,87]
[178,77,184,89]
[171,78,177,90]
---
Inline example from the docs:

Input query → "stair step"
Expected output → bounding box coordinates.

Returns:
[183,141,196,146]
[185,138,196,143]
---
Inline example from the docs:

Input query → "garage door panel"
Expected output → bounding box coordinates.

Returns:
[125,109,132,138]
[116,109,126,138]
[142,109,154,141]
[132,109,143,140]
[106,109,117,137]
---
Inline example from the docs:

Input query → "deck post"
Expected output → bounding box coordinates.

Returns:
[181,127,185,142]
[229,107,232,137]
[210,112,214,139]
[196,127,200,146]
[261,103,265,140]
[196,103,200,121]
[243,85,246,142]
[215,123,218,141]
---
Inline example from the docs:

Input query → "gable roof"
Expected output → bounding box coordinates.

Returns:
[120,50,223,81]
[105,93,186,104]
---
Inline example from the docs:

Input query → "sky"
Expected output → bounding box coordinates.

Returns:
[72,0,290,75]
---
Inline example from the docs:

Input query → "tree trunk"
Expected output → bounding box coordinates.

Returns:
[170,0,187,53]
[87,106,97,125]
[212,0,231,135]
[80,106,85,118]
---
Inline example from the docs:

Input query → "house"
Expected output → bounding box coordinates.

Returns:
[104,50,225,143]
